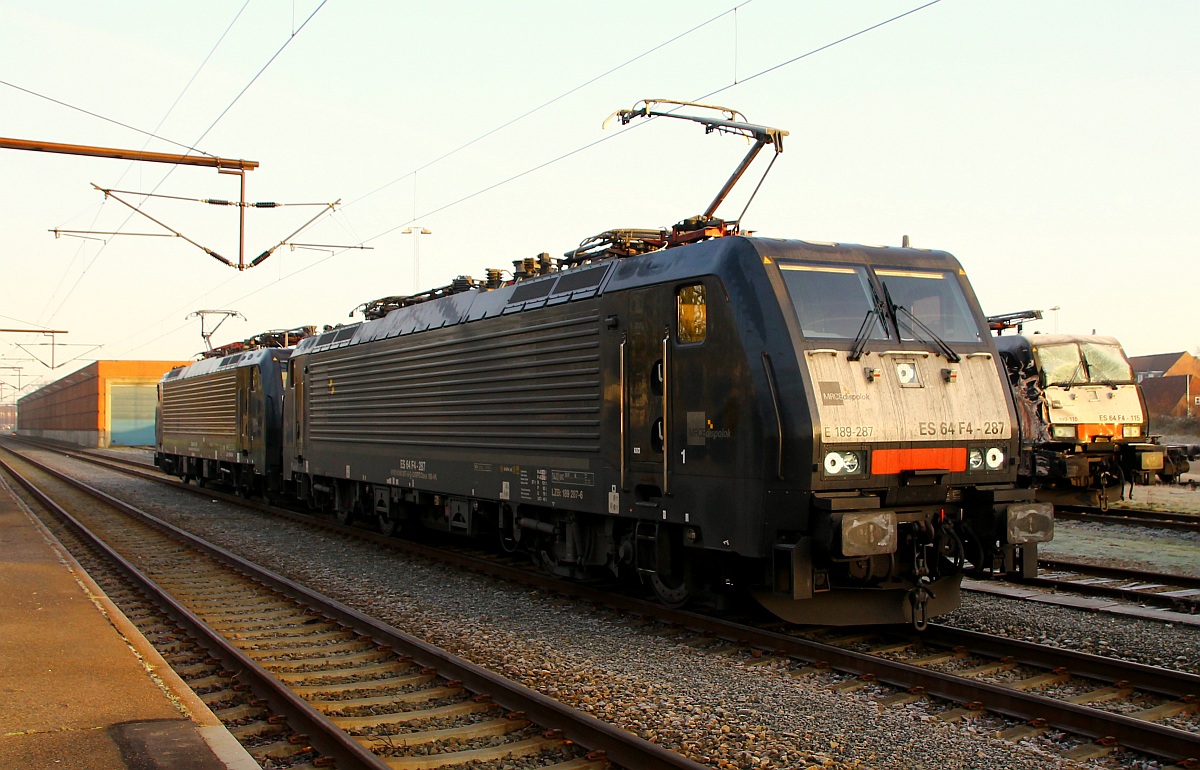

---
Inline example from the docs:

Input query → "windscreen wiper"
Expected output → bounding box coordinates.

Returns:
[1053,360,1085,390]
[882,283,960,363]
[848,304,884,361]
[1081,354,1120,390]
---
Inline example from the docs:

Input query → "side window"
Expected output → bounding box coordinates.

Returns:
[676,283,707,344]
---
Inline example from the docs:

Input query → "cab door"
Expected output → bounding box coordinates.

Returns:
[237,367,251,458]
[623,286,672,500]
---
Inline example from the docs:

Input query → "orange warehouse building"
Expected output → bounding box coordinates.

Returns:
[17,360,190,447]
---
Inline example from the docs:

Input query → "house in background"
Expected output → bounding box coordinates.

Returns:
[1128,351,1200,419]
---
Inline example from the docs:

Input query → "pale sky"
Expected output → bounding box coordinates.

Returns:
[1,0,1196,398]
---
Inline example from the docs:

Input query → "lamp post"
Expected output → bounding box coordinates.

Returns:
[1048,306,1061,333]
[401,227,431,293]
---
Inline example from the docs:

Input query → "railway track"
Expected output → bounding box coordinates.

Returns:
[1055,503,1200,533]
[0,444,702,770]
[8,438,1200,766]
[1023,558,1200,614]
[44,440,1200,619]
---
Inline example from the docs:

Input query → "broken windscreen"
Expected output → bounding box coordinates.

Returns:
[1035,343,1084,386]
[1082,342,1135,383]
[1036,341,1134,386]
[779,263,889,340]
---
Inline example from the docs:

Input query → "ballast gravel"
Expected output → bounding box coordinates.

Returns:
[43,456,1196,770]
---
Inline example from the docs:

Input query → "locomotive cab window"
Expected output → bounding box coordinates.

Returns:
[779,263,887,340]
[676,284,707,343]
[1080,342,1135,384]
[1034,341,1134,387]
[875,268,981,344]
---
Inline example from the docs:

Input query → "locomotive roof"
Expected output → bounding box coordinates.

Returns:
[161,346,291,382]
[293,236,963,357]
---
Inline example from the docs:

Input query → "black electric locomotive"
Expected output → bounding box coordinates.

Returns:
[157,102,1052,626]
[156,328,311,497]
[277,233,1049,626]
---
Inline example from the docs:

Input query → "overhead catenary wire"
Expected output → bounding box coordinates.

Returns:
[700,0,942,99]
[0,1,256,162]
[97,3,758,358]
[111,1,945,359]
[29,0,754,349]
[324,0,951,260]
[0,312,59,329]
[41,1,330,324]
[345,1,756,209]
[35,1,253,324]
[0,79,215,159]
[192,0,330,151]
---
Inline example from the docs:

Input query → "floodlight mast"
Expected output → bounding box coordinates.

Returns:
[608,99,788,220]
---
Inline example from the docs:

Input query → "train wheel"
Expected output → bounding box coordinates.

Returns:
[650,565,694,608]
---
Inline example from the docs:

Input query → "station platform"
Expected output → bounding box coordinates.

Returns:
[0,476,258,770]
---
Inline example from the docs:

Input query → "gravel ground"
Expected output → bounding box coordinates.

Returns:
[1111,470,1200,516]
[1041,466,1200,576]
[1039,518,1200,579]
[28,451,1198,770]
[941,590,1199,671]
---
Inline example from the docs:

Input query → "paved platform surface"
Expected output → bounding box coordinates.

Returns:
[0,476,257,770]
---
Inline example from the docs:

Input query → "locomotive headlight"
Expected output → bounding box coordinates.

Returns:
[824,450,864,476]
[1122,425,1141,438]
[1005,502,1054,544]
[985,447,1005,470]
[968,448,984,470]
[895,362,919,385]
[838,511,898,557]
[1051,425,1077,439]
